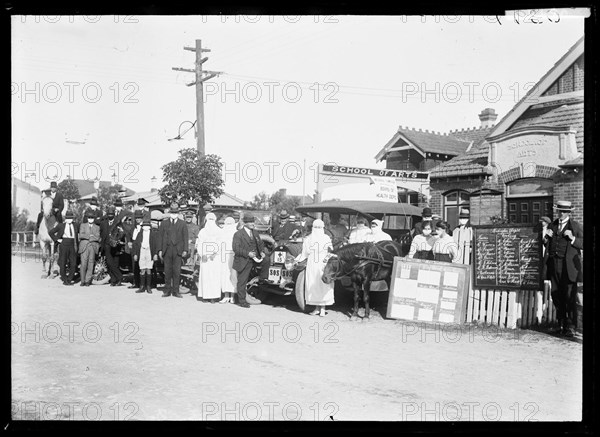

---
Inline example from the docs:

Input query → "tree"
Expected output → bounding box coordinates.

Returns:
[249,191,270,210]
[58,178,80,201]
[97,184,124,212]
[269,189,301,215]
[12,205,35,232]
[158,149,224,208]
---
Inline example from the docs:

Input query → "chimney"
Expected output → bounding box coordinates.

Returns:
[279,188,287,197]
[478,108,498,128]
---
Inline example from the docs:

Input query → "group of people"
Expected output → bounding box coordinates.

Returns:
[407,207,471,264]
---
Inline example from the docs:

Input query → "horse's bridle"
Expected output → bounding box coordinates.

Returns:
[324,252,372,281]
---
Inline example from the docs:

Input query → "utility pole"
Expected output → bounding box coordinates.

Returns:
[172,39,222,156]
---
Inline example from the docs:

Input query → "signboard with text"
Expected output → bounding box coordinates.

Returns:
[472,224,543,290]
[386,257,471,324]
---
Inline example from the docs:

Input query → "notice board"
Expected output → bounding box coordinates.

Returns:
[386,257,471,324]
[472,224,542,290]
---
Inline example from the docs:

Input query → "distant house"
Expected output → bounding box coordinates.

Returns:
[70,179,135,204]
[11,177,41,219]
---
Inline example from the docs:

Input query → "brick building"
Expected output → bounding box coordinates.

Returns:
[429,37,584,229]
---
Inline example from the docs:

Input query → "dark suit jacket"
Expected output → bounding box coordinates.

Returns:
[159,218,189,256]
[132,229,159,259]
[99,218,123,247]
[548,218,583,282]
[271,221,299,242]
[232,227,265,272]
[52,192,64,216]
[48,222,80,250]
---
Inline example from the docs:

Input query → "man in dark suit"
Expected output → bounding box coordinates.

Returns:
[545,200,583,337]
[49,181,65,224]
[158,203,188,298]
[125,210,144,289]
[49,210,79,285]
[136,198,151,221]
[232,214,266,308]
[99,206,125,286]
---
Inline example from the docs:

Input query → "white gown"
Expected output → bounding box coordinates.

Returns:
[296,231,334,306]
[195,223,222,299]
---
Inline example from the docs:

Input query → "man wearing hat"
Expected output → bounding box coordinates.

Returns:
[87,197,103,223]
[545,200,583,337]
[232,214,266,308]
[99,206,124,286]
[149,209,165,290]
[132,217,159,294]
[78,209,101,286]
[271,209,299,243]
[411,207,434,237]
[49,210,79,285]
[136,198,151,220]
[452,208,473,265]
[125,210,145,289]
[158,203,189,298]
[185,210,200,266]
[49,181,65,223]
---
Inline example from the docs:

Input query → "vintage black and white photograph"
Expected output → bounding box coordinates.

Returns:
[10,10,591,424]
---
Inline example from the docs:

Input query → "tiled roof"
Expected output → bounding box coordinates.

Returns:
[510,100,584,153]
[396,126,470,155]
[213,192,246,207]
[430,100,583,179]
[448,126,493,148]
[429,140,490,179]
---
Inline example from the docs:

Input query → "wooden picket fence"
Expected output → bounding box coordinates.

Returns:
[465,281,556,329]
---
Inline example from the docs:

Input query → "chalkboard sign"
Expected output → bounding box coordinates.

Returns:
[386,257,471,324]
[472,224,543,290]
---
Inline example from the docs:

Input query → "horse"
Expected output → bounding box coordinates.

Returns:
[322,240,404,320]
[37,196,59,278]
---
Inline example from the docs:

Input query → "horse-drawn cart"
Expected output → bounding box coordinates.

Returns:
[249,200,423,312]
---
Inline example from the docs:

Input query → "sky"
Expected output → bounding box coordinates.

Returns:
[11,12,585,202]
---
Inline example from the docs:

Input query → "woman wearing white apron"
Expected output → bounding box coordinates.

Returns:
[218,216,238,303]
[195,212,222,302]
[294,219,334,317]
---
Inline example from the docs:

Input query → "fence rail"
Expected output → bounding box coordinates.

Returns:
[11,231,37,249]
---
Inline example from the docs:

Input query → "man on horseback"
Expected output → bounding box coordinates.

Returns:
[35,190,53,236]
[49,181,65,224]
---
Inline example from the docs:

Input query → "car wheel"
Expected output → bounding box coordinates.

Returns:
[295,270,307,312]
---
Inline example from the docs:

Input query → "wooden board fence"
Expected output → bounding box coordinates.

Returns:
[465,280,555,328]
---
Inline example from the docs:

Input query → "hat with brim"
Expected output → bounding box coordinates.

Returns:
[114,198,123,207]
[243,214,254,223]
[421,207,432,218]
[90,197,98,206]
[540,216,552,225]
[85,209,95,218]
[554,200,574,211]
[142,218,151,226]
[459,208,470,219]
[50,181,58,189]
[65,210,74,219]
[137,198,147,206]
[279,210,289,219]
[169,203,180,213]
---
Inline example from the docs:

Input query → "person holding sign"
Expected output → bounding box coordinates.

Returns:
[546,200,583,337]
[408,221,434,260]
[432,221,459,263]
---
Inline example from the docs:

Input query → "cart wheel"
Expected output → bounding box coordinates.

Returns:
[295,270,307,312]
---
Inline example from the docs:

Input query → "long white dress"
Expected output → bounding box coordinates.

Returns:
[295,229,334,306]
[195,218,222,299]
[218,218,237,294]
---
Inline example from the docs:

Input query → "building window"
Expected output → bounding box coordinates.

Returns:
[443,190,470,230]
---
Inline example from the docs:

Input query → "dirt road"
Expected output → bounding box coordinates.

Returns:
[11,256,582,421]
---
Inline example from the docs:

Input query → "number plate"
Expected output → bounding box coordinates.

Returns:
[268,267,293,283]
[273,251,287,264]
[268,267,282,282]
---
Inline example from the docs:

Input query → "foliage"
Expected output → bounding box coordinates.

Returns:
[57,178,80,200]
[97,184,124,212]
[158,149,224,209]
[249,191,270,210]
[12,205,35,232]
[269,190,301,215]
